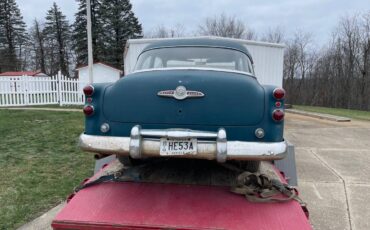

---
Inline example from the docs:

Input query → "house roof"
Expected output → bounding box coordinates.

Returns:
[0,71,44,77]
[75,62,123,73]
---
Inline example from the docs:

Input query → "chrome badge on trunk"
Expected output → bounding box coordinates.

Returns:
[157,86,204,100]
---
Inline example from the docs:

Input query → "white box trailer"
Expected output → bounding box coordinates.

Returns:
[124,36,285,87]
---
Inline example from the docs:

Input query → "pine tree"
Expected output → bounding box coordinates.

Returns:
[100,0,142,69]
[43,2,71,76]
[72,0,104,65]
[0,0,27,72]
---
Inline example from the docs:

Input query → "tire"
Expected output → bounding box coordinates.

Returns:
[240,161,261,173]
[117,156,142,167]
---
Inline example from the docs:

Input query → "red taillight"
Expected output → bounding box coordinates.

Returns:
[83,85,94,96]
[273,88,285,100]
[83,105,94,116]
[272,109,284,121]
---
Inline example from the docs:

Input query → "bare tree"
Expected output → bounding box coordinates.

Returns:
[356,13,370,109]
[283,31,317,105]
[29,19,47,73]
[283,12,370,111]
[294,31,313,81]
[336,15,361,108]
[244,29,257,40]
[197,14,255,39]
[146,24,186,38]
[262,26,284,43]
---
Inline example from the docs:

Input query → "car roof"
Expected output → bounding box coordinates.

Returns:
[141,38,253,62]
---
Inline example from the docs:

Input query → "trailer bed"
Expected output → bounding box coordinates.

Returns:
[52,159,312,230]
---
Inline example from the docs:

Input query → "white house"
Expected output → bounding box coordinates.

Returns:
[76,62,123,89]
[0,71,50,92]
[0,71,49,79]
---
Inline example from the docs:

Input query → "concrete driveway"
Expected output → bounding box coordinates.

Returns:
[285,113,370,230]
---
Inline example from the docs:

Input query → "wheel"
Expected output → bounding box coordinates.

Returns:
[117,156,142,167]
[240,161,261,173]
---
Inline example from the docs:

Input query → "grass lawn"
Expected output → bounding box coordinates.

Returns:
[293,105,370,121]
[0,109,94,229]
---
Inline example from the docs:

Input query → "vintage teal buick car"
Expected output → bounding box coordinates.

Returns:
[79,38,287,172]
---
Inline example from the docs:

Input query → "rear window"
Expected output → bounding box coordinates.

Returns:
[135,47,254,74]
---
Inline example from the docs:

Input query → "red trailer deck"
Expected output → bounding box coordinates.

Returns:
[52,160,312,230]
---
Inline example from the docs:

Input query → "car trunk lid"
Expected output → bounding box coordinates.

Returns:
[102,69,265,126]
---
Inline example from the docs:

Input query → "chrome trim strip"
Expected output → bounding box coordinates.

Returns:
[79,127,287,162]
[140,128,218,139]
[132,67,255,78]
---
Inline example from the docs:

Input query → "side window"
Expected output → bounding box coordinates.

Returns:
[153,57,164,68]
[237,58,245,72]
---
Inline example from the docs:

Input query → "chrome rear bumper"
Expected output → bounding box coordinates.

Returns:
[79,125,287,162]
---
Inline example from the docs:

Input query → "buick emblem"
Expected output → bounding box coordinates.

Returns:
[157,86,204,100]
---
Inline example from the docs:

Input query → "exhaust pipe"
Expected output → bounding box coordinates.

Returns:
[94,153,111,160]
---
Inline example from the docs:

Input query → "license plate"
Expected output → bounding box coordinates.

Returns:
[160,138,197,156]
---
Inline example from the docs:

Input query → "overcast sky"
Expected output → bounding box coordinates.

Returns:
[17,0,369,45]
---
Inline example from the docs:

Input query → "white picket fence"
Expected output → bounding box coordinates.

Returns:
[0,71,88,107]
